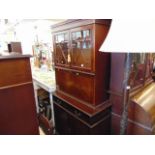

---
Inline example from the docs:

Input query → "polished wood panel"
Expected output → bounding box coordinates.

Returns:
[55,68,94,104]
[53,91,111,115]
[0,55,39,135]
[52,19,111,32]
[0,58,32,87]
[0,84,38,134]
[131,83,155,128]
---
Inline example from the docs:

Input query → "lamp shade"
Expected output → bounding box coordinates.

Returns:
[99,19,155,53]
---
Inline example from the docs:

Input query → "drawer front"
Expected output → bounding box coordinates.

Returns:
[0,58,32,87]
[55,68,94,104]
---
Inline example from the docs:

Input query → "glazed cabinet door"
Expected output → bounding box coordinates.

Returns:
[130,53,146,89]
[145,54,154,81]
[53,31,70,67]
[70,25,94,72]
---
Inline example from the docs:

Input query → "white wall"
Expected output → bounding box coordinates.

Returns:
[0,19,64,54]
[15,22,36,55]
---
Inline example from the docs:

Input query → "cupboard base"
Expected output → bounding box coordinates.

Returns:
[53,94,111,135]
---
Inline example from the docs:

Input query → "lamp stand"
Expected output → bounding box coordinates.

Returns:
[120,53,132,134]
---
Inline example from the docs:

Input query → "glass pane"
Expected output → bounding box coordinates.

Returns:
[145,54,154,79]
[71,29,92,69]
[55,32,69,65]
[130,53,146,88]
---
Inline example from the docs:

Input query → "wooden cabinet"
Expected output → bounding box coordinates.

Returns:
[8,42,22,54]
[0,55,39,135]
[52,19,112,134]
[53,19,111,107]
[110,53,155,134]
